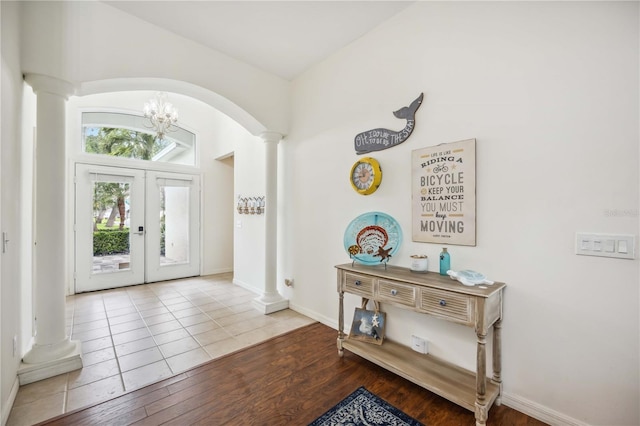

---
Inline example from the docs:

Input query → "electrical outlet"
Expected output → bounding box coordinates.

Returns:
[411,335,428,354]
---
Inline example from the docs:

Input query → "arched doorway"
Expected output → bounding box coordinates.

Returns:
[66,85,250,293]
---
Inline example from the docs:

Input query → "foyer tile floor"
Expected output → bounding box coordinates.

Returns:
[7,273,315,426]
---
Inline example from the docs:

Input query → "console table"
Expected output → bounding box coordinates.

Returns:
[336,263,505,426]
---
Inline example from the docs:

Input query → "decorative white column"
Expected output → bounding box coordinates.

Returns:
[18,74,82,385]
[252,131,289,314]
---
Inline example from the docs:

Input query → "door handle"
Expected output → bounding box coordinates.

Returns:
[135,226,145,235]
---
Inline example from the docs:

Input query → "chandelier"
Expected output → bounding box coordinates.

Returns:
[143,92,178,140]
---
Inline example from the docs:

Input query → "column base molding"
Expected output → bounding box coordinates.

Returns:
[252,294,289,314]
[18,340,83,385]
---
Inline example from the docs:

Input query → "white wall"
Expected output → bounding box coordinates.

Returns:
[0,1,24,421]
[231,133,268,294]
[207,111,268,294]
[285,2,639,425]
[19,85,36,367]
[19,1,290,136]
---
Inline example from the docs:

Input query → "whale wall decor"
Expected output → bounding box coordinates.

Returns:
[354,92,424,155]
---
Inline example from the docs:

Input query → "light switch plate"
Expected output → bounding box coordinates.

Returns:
[576,233,635,259]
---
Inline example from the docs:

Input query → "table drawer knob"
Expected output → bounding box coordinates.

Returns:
[391,289,398,296]
[439,299,447,306]
[355,280,361,286]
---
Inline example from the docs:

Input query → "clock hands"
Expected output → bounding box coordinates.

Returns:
[349,157,381,195]
[354,165,372,185]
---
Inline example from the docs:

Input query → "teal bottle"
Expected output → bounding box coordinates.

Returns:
[439,248,450,276]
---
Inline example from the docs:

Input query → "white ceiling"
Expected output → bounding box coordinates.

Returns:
[103,1,414,81]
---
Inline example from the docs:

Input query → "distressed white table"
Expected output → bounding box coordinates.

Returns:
[336,263,505,426]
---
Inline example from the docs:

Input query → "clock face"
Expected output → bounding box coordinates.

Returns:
[350,157,382,195]
[353,163,374,190]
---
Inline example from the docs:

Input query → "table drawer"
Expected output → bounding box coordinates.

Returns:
[420,288,473,324]
[344,273,374,297]
[378,280,416,307]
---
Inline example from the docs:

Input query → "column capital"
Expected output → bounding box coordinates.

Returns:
[24,73,75,99]
[259,131,284,144]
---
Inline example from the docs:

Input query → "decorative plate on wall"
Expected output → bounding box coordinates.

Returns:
[344,212,402,265]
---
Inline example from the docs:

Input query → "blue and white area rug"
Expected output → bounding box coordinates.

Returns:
[309,386,424,426]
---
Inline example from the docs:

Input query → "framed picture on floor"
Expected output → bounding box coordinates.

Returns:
[349,305,386,345]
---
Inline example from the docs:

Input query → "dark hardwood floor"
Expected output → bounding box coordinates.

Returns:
[38,322,547,425]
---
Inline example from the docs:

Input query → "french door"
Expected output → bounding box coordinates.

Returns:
[75,164,200,292]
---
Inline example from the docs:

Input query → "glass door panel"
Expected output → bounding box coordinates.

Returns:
[145,171,200,283]
[75,165,200,291]
[92,180,131,273]
[75,164,145,292]
[161,185,190,265]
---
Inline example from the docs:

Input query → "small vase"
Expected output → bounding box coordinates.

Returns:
[439,248,450,276]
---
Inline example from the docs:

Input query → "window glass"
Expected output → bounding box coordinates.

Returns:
[82,112,196,166]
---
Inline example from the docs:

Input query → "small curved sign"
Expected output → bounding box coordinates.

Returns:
[354,93,424,155]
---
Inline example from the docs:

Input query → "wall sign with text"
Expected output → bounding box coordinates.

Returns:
[354,93,423,155]
[411,139,476,246]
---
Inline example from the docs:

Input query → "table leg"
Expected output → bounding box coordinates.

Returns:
[475,331,487,426]
[492,318,503,405]
[337,290,344,357]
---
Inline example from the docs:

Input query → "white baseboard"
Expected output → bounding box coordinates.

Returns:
[502,392,589,426]
[288,302,337,330]
[202,267,233,276]
[232,278,261,295]
[2,376,20,426]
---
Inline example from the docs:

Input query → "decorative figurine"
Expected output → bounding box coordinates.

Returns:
[447,270,494,287]
[374,246,393,262]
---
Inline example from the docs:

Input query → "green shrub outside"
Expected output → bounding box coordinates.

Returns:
[93,229,130,255]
